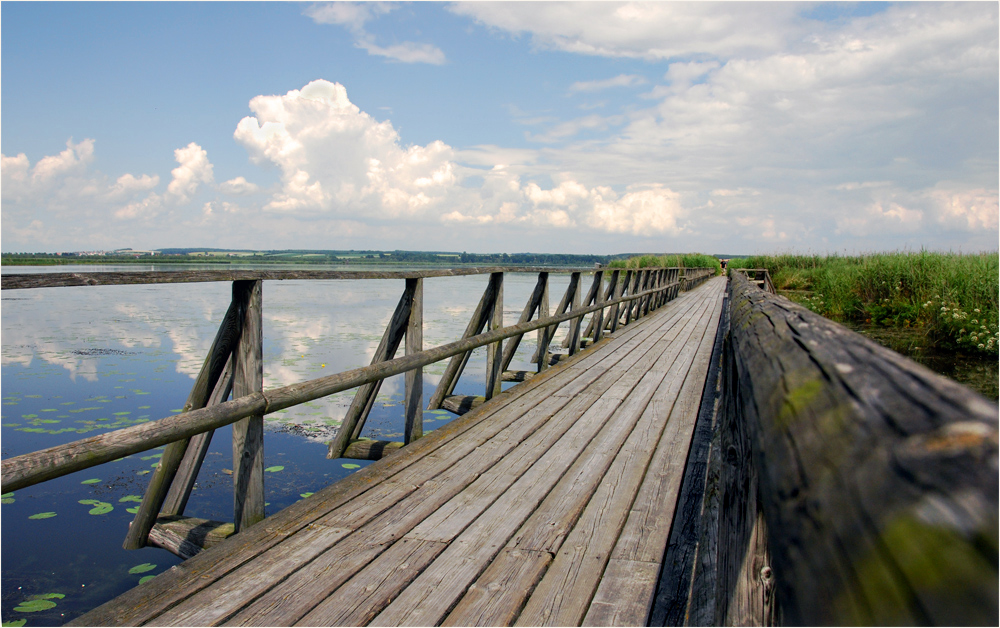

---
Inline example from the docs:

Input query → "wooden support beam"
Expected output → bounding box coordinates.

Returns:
[161,357,234,516]
[567,272,584,355]
[484,273,504,400]
[404,278,423,445]
[147,515,236,560]
[232,279,264,533]
[122,291,246,550]
[532,272,577,363]
[500,272,548,374]
[427,274,501,409]
[342,439,404,461]
[536,277,550,373]
[441,394,487,416]
[328,283,416,459]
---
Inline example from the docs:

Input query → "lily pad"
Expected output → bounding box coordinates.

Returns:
[3,619,28,626]
[300,492,314,499]
[1,492,14,505]
[264,466,284,473]
[128,562,157,574]
[81,478,101,485]
[78,499,113,515]
[28,512,57,519]
[119,495,143,503]
[342,463,361,470]
[138,575,156,585]
[126,506,140,514]
[14,593,64,613]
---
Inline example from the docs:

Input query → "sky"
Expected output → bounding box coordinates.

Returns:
[2,1,997,255]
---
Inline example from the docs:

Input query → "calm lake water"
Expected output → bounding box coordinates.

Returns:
[1,264,578,625]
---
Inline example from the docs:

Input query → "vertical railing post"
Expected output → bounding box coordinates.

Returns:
[484,272,504,400]
[568,272,583,355]
[536,274,550,372]
[232,279,264,533]
[404,278,423,444]
[591,270,606,344]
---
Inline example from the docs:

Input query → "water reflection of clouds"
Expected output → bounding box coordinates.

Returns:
[3,271,580,426]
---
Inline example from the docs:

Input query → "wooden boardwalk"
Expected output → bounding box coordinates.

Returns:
[73,276,727,627]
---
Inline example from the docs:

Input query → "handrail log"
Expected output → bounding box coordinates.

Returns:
[1,277,682,493]
[2,266,601,290]
[726,271,998,625]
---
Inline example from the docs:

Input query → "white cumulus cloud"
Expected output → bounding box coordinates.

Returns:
[166,142,214,204]
[305,2,446,64]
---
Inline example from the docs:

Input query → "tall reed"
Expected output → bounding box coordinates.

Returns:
[731,251,999,354]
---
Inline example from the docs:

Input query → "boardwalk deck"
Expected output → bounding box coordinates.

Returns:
[72,276,727,627]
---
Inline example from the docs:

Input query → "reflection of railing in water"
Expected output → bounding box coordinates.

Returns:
[0,266,714,558]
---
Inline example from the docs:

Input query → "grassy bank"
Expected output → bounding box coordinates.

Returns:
[607,253,722,274]
[731,251,999,356]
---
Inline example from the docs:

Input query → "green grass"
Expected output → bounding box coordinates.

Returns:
[730,251,999,355]
[607,253,722,275]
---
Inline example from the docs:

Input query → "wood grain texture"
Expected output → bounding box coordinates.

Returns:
[404,278,423,444]
[148,516,236,560]
[727,271,999,626]
[232,280,265,532]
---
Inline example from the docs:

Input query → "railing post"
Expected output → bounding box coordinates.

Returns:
[536,274,550,372]
[232,279,264,533]
[485,272,504,400]
[567,272,583,355]
[404,278,423,444]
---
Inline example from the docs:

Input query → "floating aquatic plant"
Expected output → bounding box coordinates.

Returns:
[139,575,156,585]
[264,466,285,473]
[13,593,64,613]
[81,478,101,485]
[119,495,142,503]
[128,563,156,575]
[28,512,57,520]
[342,463,361,470]
[78,499,113,515]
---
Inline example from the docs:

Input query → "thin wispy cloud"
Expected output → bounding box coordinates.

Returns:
[305,2,446,65]
[568,74,647,93]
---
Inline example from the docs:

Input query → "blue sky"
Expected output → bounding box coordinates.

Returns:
[2,1,997,255]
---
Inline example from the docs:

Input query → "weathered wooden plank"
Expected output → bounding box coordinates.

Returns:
[232,279,264,532]
[513,287,721,627]
[581,559,660,627]
[213,389,601,626]
[442,548,553,627]
[582,280,725,624]
[296,538,449,626]
[370,303,694,627]
[156,324,660,627]
[726,271,999,626]
[148,515,236,560]
[648,291,729,626]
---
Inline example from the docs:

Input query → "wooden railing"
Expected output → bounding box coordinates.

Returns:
[691,271,998,625]
[730,267,776,293]
[1,266,713,557]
